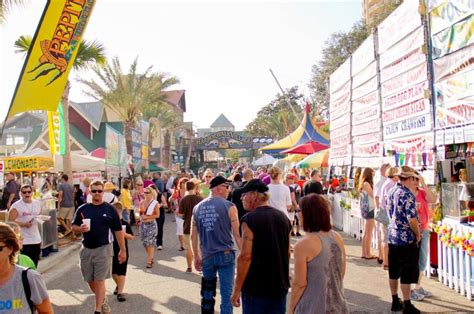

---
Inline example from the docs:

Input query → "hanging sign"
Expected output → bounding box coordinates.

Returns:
[353,132,382,145]
[435,101,474,128]
[3,157,54,172]
[444,128,454,144]
[331,125,351,138]
[382,81,427,111]
[330,80,351,104]
[131,128,142,172]
[435,130,444,145]
[380,48,426,83]
[330,145,351,158]
[384,132,434,153]
[353,142,382,157]
[352,61,377,89]
[330,97,351,120]
[47,110,61,155]
[353,119,381,136]
[330,58,351,93]
[379,26,425,69]
[377,0,422,54]
[384,114,432,139]
[383,98,430,124]
[330,92,350,113]
[331,133,351,148]
[433,44,474,82]
[464,126,474,142]
[352,76,378,100]
[430,1,474,35]
[352,90,379,111]
[381,63,427,96]
[455,128,465,143]
[435,69,474,105]
[352,35,375,76]
[73,171,102,185]
[432,14,474,59]
[330,113,350,131]
[352,106,380,125]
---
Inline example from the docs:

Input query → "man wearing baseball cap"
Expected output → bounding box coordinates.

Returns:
[191,176,241,314]
[231,179,292,313]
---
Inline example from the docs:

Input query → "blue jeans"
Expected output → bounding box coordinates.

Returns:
[242,293,287,314]
[202,250,235,314]
[418,229,430,271]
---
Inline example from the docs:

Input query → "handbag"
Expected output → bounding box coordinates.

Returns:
[375,207,389,225]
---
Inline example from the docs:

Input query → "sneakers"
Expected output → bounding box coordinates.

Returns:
[391,298,403,312]
[403,302,420,314]
[414,287,432,298]
[157,245,163,250]
[101,297,111,314]
[410,290,424,301]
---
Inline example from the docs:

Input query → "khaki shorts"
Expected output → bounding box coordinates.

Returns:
[58,207,75,220]
[80,244,113,282]
[183,234,192,250]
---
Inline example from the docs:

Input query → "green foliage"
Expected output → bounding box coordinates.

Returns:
[244,86,305,139]
[225,149,241,162]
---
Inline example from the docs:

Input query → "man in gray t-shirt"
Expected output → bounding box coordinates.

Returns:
[57,174,75,237]
[191,176,241,314]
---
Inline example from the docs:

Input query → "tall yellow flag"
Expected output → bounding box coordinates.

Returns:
[6,0,96,119]
[47,109,61,155]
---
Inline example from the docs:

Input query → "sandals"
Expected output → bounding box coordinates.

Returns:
[361,256,378,260]
[377,258,383,264]
[146,260,154,268]
[117,294,126,302]
[113,287,118,295]
[383,265,389,270]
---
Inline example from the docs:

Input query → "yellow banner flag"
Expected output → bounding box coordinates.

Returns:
[6,0,96,119]
[47,110,61,155]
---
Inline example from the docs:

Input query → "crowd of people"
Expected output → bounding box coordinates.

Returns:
[0,160,442,314]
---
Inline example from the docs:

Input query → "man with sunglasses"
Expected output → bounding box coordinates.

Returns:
[191,175,241,314]
[72,180,126,314]
[8,184,42,267]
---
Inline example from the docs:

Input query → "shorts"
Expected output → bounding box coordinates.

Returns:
[112,248,129,276]
[376,222,389,245]
[418,229,430,271]
[58,207,75,220]
[80,244,113,282]
[183,234,191,250]
[388,243,420,284]
[363,209,375,220]
[288,211,295,222]
[176,216,184,236]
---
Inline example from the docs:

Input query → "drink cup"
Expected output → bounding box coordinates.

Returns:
[82,218,91,232]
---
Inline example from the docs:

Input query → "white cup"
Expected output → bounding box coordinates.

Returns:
[82,218,91,232]
[122,225,126,232]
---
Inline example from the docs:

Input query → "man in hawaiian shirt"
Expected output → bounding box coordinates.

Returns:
[386,166,421,314]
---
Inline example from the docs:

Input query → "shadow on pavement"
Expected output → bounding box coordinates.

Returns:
[161,295,201,313]
[345,288,391,312]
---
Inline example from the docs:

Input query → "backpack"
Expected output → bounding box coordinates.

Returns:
[21,268,36,314]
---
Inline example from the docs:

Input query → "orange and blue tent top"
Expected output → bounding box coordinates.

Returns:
[260,106,329,154]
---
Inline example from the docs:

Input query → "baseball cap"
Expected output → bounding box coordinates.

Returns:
[209,176,232,189]
[240,179,269,194]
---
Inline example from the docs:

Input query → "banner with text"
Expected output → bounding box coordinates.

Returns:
[131,128,142,173]
[432,14,474,59]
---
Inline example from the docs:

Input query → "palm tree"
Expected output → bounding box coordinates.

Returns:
[0,0,25,24]
[78,56,180,169]
[14,35,106,177]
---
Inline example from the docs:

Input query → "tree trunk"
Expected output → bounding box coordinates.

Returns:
[163,129,171,169]
[61,81,73,179]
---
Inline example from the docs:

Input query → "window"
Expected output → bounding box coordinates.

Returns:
[6,135,13,145]
[14,136,25,145]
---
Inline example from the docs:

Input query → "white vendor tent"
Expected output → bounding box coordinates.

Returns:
[252,154,277,166]
[17,149,105,172]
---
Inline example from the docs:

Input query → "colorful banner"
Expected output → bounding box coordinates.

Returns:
[433,44,474,82]
[382,81,428,110]
[351,34,375,76]
[384,114,432,139]
[6,0,96,119]
[329,58,351,94]
[430,0,474,35]
[377,0,422,53]
[379,26,425,69]
[352,61,377,89]
[47,110,60,155]
[352,75,377,100]
[380,48,426,83]
[435,69,474,105]
[435,101,474,127]
[383,98,430,124]
[381,63,427,96]
[105,125,121,168]
[432,14,474,59]
[141,120,149,145]
[352,106,380,125]
[352,90,379,111]
[131,128,142,173]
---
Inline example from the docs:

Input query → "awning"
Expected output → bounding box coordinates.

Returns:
[280,141,328,155]
[296,150,329,169]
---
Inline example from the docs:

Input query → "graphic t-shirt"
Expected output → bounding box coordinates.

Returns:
[0,265,49,313]
[179,194,203,234]
[72,202,122,249]
[11,200,42,245]
[58,183,74,208]
[193,197,234,260]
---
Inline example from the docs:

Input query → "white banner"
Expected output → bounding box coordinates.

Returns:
[381,63,428,96]
[331,125,351,138]
[382,81,428,111]
[73,171,103,185]
[352,76,378,100]
[353,142,383,157]
[331,133,352,148]
[352,106,380,125]
[384,113,432,139]
[352,118,381,136]
[330,80,351,104]
[384,132,434,153]
[330,113,350,131]
[352,90,379,112]
[444,128,454,144]
[455,128,465,143]
[329,58,351,94]
[435,69,474,105]
[352,61,377,89]
[433,44,474,82]
[464,125,474,142]
[330,145,351,158]
[330,91,350,113]
[352,34,375,76]
[436,100,474,128]
[379,26,425,69]
[380,48,426,83]
[430,0,474,34]
[353,132,382,144]
[435,130,444,145]
[378,0,422,53]
[383,98,431,124]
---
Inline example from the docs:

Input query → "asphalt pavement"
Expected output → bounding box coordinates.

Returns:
[41,212,473,313]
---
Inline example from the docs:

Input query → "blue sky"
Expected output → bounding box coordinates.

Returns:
[0,0,362,131]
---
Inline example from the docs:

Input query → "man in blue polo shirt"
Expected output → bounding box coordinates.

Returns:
[72,180,126,314]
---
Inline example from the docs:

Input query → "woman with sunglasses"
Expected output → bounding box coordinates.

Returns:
[200,169,214,198]
[139,186,160,268]
[8,185,42,267]
[0,222,53,313]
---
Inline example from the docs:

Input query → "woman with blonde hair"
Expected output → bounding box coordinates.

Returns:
[359,167,377,259]
[200,169,214,198]
[267,166,292,219]
[139,186,160,268]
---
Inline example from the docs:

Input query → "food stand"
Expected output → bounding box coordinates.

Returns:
[1,156,58,251]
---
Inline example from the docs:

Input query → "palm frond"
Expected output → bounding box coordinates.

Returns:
[13,34,32,55]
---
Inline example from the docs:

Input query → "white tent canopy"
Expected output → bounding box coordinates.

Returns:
[252,154,277,166]
[17,149,105,172]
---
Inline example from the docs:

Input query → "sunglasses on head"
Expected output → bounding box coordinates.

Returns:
[91,189,103,194]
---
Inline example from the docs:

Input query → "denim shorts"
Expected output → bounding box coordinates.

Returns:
[418,229,430,271]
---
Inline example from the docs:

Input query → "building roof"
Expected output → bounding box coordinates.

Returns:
[69,101,104,130]
[1,111,45,129]
[163,90,186,112]
[210,114,234,128]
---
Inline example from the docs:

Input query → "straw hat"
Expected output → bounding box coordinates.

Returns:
[104,182,116,191]
[398,166,417,179]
